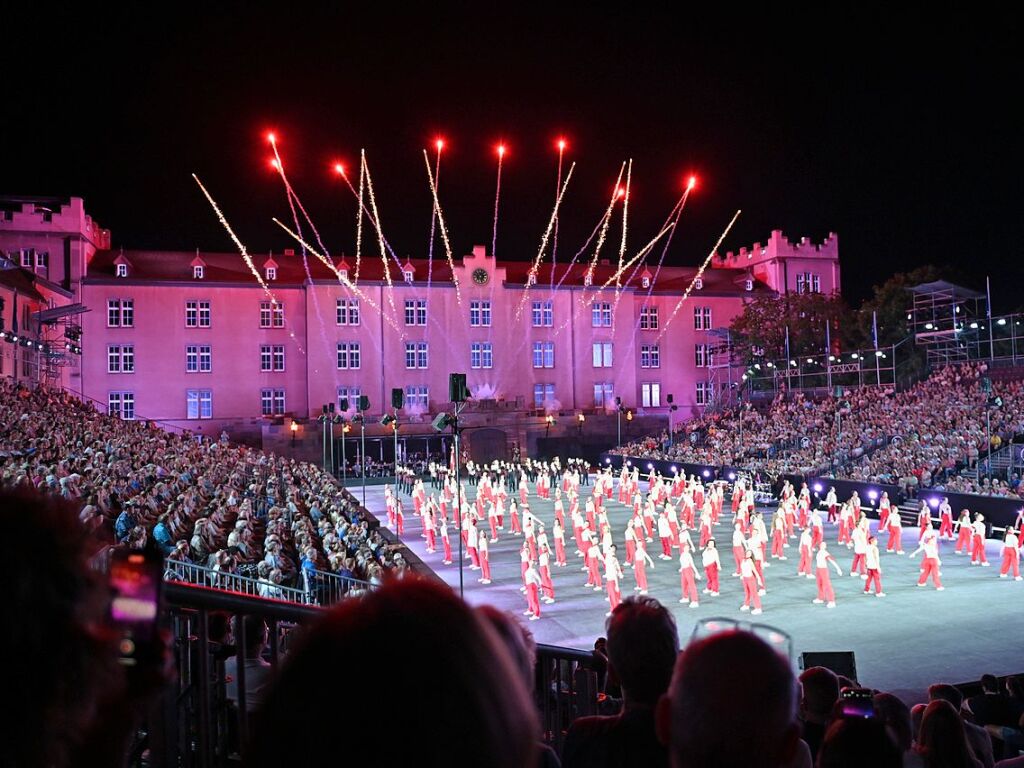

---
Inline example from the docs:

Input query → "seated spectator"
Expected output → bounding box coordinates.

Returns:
[874,691,925,768]
[918,699,984,768]
[246,578,536,767]
[798,666,840,761]
[817,716,902,768]
[224,614,273,713]
[929,683,995,768]
[657,629,808,768]
[562,596,679,768]
[967,675,1018,728]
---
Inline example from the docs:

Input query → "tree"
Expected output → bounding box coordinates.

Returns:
[729,292,855,364]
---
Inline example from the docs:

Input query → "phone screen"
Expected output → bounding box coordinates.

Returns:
[110,551,161,662]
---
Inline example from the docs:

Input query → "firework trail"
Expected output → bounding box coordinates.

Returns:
[492,144,505,258]
[422,148,462,307]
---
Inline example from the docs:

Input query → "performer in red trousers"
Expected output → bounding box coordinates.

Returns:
[538,546,555,603]
[440,520,452,565]
[586,541,603,589]
[850,519,869,578]
[813,542,843,608]
[910,531,944,590]
[633,542,654,594]
[477,536,492,584]
[938,497,954,540]
[863,536,885,596]
[523,561,541,620]
[917,501,932,542]
[732,523,746,575]
[770,511,787,560]
[797,527,814,578]
[678,542,701,607]
[954,509,973,554]
[739,551,763,615]
[999,528,1021,580]
[887,511,904,554]
[657,513,674,559]
[878,491,891,530]
[552,519,567,566]
[604,546,624,616]
[702,539,721,596]
[971,513,990,566]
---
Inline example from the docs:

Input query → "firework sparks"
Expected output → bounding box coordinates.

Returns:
[422,148,462,306]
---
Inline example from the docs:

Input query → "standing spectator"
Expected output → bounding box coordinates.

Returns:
[798,666,840,761]
[928,684,995,768]
[225,615,273,713]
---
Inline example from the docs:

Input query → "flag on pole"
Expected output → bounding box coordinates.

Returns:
[872,310,879,350]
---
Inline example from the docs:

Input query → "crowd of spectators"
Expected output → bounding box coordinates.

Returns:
[613,362,1024,498]
[0,379,406,594]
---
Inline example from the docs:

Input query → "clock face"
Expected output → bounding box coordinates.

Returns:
[472,267,489,285]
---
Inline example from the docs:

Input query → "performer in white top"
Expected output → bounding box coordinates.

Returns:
[739,551,764,615]
[910,530,944,590]
[971,513,990,566]
[813,542,843,607]
[999,528,1022,580]
[863,535,885,596]
[850,519,869,578]
[701,539,721,596]
[523,562,542,620]
[678,542,702,608]
[633,542,655,594]
[604,546,625,616]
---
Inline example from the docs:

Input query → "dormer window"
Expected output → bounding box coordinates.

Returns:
[584,271,593,287]
[403,270,413,283]
[528,272,537,286]
[116,264,128,278]
[694,277,703,290]
[642,276,651,289]
[266,267,277,281]
[744,279,753,291]
[193,265,205,279]
[340,268,349,281]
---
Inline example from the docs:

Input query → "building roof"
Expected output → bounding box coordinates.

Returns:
[908,280,985,300]
[0,266,46,301]
[85,247,773,295]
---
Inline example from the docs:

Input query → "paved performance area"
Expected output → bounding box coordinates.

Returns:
[362,479,1023,700]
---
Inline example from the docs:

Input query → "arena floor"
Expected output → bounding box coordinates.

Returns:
[362,480,1023,701]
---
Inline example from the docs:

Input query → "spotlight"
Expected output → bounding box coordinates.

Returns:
[727,472,736,481]
[813,483,823,493]
[647,462,654,470]
[702,470,711,478]
[380,414,396,427]
[928,497,940,508]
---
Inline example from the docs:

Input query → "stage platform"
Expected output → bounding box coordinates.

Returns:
[362,481,1022,701]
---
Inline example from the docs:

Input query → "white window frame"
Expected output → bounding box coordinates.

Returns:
[641,276,651,289]
[193,265,205,279]
[592,342,613,368]
[116,263,128,278]
[337,342,361,370]
[593,382,614,408]
[470,342,493,369]
[640,344,660,369]
[266,266,277,281]
[403,269,414,283]
[187,389,213,419]
[404,385,428,407]
[337,386,361,411]
[108,391,135,420]
[199,345,212,373]
[272,345,285,372]
[642,382,661,408]
[533,383,555,408]
[336,298,361,326]
[186,345,200,373]
[694,277,703,290]
[696,381,710,406]
[261,388,286,416]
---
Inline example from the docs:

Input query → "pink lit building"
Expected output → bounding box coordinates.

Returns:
[1,196,841,455]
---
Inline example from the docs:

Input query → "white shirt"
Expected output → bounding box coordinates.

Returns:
[815,549,835,569]
[702,548,720,568]
[972,520,986,537]
[865,545,881,570]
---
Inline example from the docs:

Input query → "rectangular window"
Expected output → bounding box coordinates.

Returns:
[592,301,612,327]
[404,299,427,326]
[108,345,121,373]
[21,250,33,267]
[259,301,284,328]
[696,381,710,406]
[812,274,820,293]
[796,273,806,294]
[107,299,134,328]
[640,344,660,369]
[199,345,212,373]
[272,345,285,371]
[336,298,361,326]
[470,300,492,327]
[261,388,286,416]
[108,299,120,327]
[186,345,200,373]
[36,251,48,269]
[405,342,428,369]
[273,303,284,327]
[640,305,659,330]
[693,306,712,331]
[260,345,272,372]
[695,344,713,367]
[116,263,128,278]
[533,383,555,408]
[108,392,135,420]
[642,382,661,408]
[337,342,361,369]
[198,301,211,327]
[121,299,134,327]
[592,342,613,367]
[187,389,213,419]
[534,342,554,368]
[186,301,198,328]
[404,386,429,408]
[593,382,614,408]
[532,300,553,327]
[337,386,361,411]
[470,342,493,369]
[260,301,272,328]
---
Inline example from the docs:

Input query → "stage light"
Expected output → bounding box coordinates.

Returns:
[875,350,884,357]
[626,460,632,467]
[647,462,654,470]
[813,483,823,493]
[928,497,940,508]
[851,353,859,360]
[615,186,626,199]
[868,490,878,501]
[577,413,585,423]
[998,318,1007,325]
[807,358,814,364]
[270,159,280,170]
[290,422,298,432]
[766,362,774,368]
[925,323,934,330]
[671,466,678,473]
[605,458,611,464]
[702,470,711,478]
[970,322,979,329]
[380,414,396,427]
[829,355,836,362]
[790,360,797,366]
[727,472,736,481]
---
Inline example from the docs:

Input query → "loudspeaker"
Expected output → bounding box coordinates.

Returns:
[667,393,674,404]
[449,373,469,403]
[615,396,622,407]
[329,402,336,413]
[339,398,349,412]
[392,388,404,409]
[358,395,370,412]
[432,412,452,432]
[800,651,858,682]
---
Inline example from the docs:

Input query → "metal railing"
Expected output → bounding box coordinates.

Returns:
[127,580,600,767]
[164,559,314,604]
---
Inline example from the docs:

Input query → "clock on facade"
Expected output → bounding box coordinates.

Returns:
[471,267,489,285]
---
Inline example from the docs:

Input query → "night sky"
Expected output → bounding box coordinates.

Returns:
[3,6,1022,307]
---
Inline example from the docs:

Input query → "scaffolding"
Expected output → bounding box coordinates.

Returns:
[703,326,739,413]
[908,280,986,369]
[31,303,88,388]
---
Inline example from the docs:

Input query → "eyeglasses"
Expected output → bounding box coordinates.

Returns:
[689,617,793,662]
